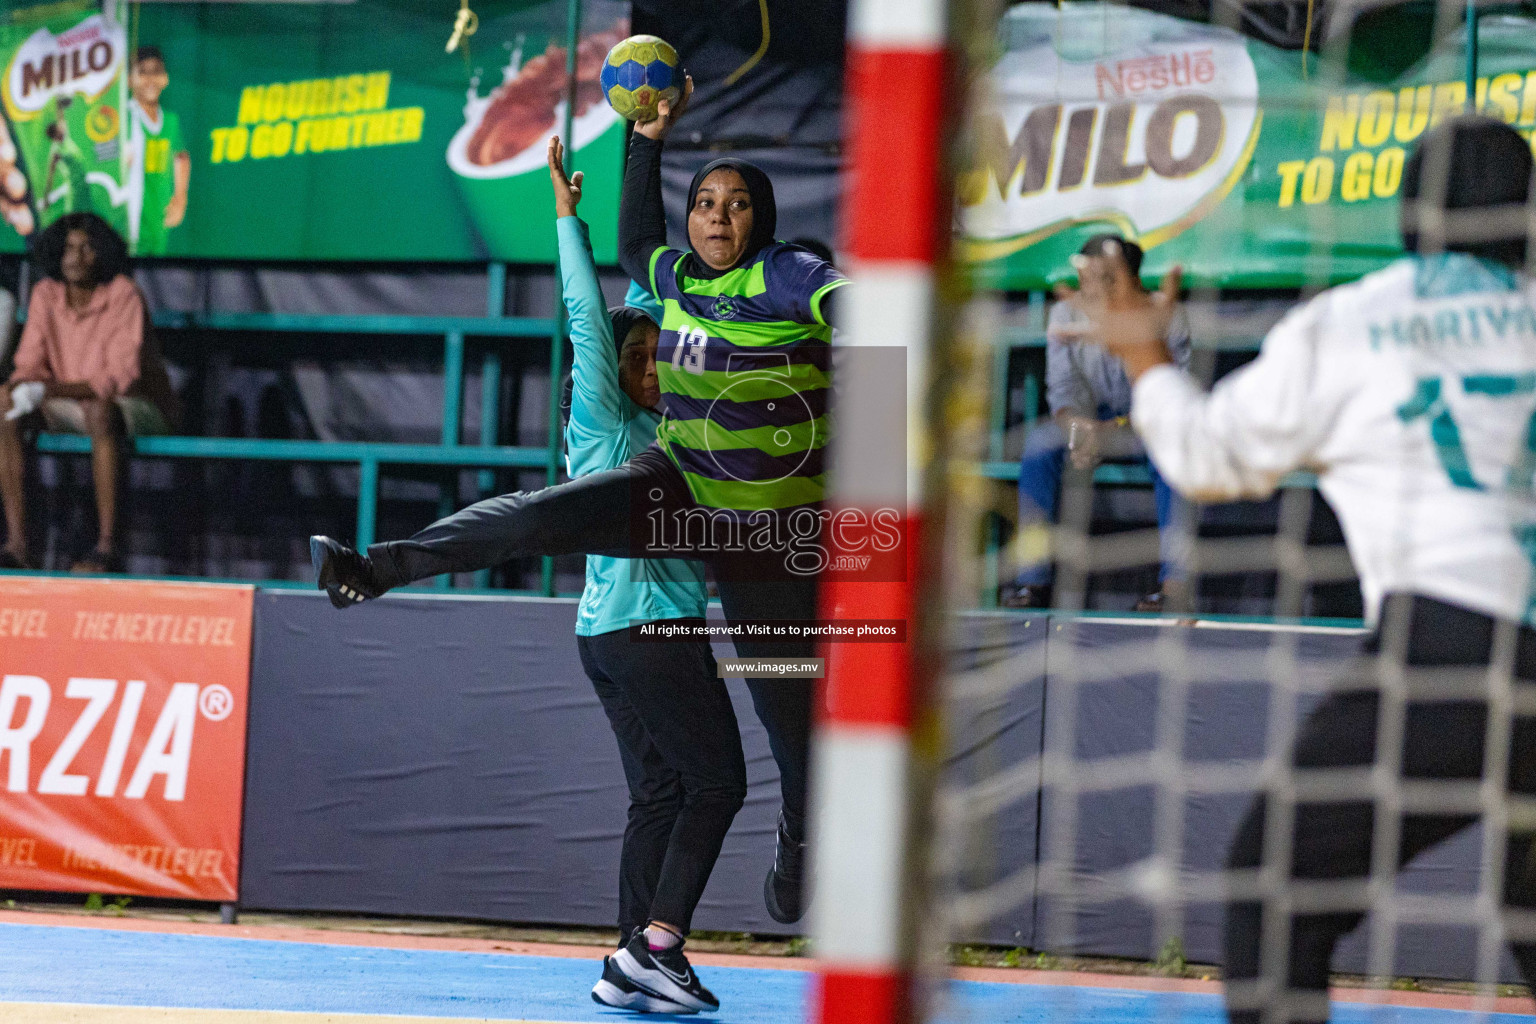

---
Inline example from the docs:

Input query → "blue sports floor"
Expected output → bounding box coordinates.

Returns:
[1,921,1531,1024]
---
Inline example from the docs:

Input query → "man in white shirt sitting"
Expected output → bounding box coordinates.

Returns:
[1005,234,1193,612]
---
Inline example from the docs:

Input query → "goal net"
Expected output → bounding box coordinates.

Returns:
[904,3,1536,1024]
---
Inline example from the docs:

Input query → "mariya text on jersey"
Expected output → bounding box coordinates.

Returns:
[1369,273,1536,352]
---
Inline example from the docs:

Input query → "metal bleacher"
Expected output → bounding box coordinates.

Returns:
[974,295,1324,607]
[19,274,1318,602]
[22,262,570,592]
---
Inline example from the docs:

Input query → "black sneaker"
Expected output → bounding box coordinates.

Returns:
[310,536,384,609]
[763,812,806,924]
[591,954,695,1014]
[612,929,718,1013]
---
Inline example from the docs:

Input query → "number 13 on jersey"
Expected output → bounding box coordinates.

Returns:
[671,327,708,375]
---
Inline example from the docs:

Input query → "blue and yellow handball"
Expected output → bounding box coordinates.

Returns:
[600,34,682,122]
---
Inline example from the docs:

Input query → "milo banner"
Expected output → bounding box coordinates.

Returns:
[962,4,1536,288]
[0,0,629,261]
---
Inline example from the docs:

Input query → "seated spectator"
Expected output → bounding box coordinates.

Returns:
[1002,234,1192,613]
[0,212,179,572]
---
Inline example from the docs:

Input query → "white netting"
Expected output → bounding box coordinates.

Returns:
[925,2,1536,1022]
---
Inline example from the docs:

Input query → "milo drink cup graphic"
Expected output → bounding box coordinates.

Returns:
[0,10,129,239]
[448,12,628,262]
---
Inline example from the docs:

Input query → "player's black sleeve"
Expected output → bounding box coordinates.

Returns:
[618,133,668,287]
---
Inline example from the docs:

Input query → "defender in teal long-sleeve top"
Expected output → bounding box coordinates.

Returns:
[560,216,705,635]
[548,136,745,1016]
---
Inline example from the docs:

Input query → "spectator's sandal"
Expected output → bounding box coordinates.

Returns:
[71,548,126,574]
[999,583,1054,609]
[1134,579,1193,614]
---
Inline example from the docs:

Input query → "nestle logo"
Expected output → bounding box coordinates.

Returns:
[1095,49,1216,99]
[56,25,102,48]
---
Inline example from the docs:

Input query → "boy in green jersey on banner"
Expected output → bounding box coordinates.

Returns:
[127,46,189,256]
[42,97,88,219]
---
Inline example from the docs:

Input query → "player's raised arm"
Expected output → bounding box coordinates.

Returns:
[617,76,692,289]
[550,135,626,436]
[1129,302,1334,502]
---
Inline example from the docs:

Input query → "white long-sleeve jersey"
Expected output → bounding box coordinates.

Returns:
[1132,253,1536,626]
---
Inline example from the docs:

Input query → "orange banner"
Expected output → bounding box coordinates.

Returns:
[0,577,252,901]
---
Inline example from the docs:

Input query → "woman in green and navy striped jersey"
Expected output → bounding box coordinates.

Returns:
[614,78,843,927]
[618,122,844,522]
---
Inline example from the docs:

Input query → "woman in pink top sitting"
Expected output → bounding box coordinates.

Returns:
[0,212,179,572]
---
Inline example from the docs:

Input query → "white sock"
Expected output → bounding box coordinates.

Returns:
[645,923,682,950]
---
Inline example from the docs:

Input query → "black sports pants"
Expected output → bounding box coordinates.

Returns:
[1224,594,1536,1024]
[579,624,745,937]
[368,447,816,842]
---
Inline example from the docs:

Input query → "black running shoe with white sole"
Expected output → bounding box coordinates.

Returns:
[763,811,806,924]
[591,954,695,1014]
[612,931,719,1013]
[310,535,384,609]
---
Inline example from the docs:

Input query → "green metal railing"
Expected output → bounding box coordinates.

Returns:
[35,433,549,550]
[33,283,566,591]
[32,290,1288,599]
[24,0,1502,611]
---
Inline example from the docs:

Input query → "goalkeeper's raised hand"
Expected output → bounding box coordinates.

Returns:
[1059,242,1182,383]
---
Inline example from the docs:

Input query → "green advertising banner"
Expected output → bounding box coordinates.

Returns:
[9,2,1531,278]
[0,0,630,262]
[962,3,1536,289]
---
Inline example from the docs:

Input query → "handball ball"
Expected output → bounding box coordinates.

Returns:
[600,34,681,122]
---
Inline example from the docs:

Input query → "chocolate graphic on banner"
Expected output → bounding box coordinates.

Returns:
[447,2,629,262]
